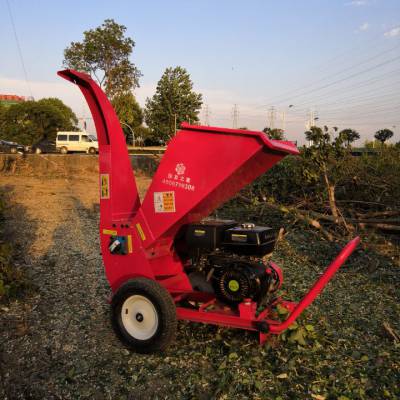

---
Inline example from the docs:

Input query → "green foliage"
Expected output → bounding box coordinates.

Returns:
[250,141,400,216]
[37,98,78,126]
[303,126,347,183]
[374,128,394,144]
[144,66,202,142]
[344,146,400,207]
[0,246,26,300]
[111,92,143,143]
[0,98,77,145]
[0,199,26,300]
[263,127,285,140]
[134,125,154,146]
[275,304,317,346]
[338,128,360,146]
[63,19,141,97]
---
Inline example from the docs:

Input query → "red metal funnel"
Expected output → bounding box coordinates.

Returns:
[140,123,299,245]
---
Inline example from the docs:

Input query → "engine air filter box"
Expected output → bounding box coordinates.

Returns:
[222,223,278,256]
[185,219,237,252]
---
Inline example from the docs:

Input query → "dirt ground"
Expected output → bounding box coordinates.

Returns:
[0,156,399,399]
[0,171,157,399]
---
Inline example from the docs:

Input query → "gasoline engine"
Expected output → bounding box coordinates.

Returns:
[178,220,282,306]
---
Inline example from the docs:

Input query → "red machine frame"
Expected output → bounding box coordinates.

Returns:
[58,69,360,344]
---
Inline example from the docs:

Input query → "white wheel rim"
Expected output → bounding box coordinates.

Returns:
[121,295,158,340]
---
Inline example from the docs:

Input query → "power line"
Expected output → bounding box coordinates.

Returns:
[322,105,400,118]
[256,30,386,107]
[270,43,400,105]
[272,55,400,106]
[291,70,400,110]
[254,29,400,109]
[295,88,400,115]
[6,0,32,98]
[317,95,400,115]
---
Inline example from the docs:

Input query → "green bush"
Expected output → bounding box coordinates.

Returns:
[0,198,26,301]
[250,146,400,214]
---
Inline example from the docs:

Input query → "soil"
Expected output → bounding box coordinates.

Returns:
[0,156,399,399]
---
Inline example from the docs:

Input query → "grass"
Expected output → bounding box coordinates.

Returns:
[81,218,399,400]
[0,195,27,301]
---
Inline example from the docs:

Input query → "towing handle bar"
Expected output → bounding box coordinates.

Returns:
[269,236,360,333]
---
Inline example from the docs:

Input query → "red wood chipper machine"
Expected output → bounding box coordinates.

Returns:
[58,69,360,353]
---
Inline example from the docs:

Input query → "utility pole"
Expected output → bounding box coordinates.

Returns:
[281,111,286,132]
[307,108,316,130]
[268,106,276,129]
[306,108,318,147]
[203,104,211,126]
[232,104,239,129]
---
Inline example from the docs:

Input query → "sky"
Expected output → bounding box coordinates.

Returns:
[0,0,399,144]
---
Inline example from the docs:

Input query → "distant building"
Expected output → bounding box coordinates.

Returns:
[0,94,32,107]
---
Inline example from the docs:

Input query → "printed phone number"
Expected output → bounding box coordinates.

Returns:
[162,178,195,191]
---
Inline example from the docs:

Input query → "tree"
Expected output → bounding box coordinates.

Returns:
[374,129,393,145]
[134,125,154,146]
[263,127,285,140]
[338,128,360,146]
[0,99,77,145]
[63,19,141,97]
[144,67,202,142]
[111,92,143,144]
[37,98,78,127]
[303,126,347,224]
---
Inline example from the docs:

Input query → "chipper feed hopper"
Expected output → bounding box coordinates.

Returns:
[58,69,360,353]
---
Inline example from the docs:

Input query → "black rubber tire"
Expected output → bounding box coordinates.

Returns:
[60,147,68,154]
[111,277,177,353]
[88,147,96,154]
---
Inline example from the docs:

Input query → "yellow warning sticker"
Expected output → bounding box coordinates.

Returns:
[100,174,110,199]
[136,223,146,241]
[127,235,133,253]
[154,191,176,213]
[103,229,117,236]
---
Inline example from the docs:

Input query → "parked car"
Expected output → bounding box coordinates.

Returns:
[56,132,98,154]
[0,139,25,154]
[30,140,56,154]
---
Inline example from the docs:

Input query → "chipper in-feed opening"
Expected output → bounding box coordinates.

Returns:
[58,69,360,353]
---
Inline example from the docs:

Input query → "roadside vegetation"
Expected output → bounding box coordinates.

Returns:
[0,195,27,301]
[237,127,399,249]
[0,98,78,146]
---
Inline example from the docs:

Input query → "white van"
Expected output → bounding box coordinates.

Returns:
[56,132,98,154]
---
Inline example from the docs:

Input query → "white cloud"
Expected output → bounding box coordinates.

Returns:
[384,26,400,37]
[359,22,369,31]
[346,0,367,6]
